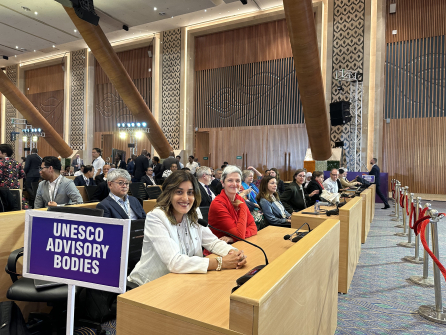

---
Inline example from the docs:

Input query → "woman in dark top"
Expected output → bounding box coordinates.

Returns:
[281,169,319,213]
[306,171,324,206]
[269,168,285,195]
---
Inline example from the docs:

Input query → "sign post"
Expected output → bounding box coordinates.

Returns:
[23,210,131,334]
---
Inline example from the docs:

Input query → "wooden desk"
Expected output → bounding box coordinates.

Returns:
[76,186,89,203]
[291,197,362,293]
[117,222,340,335]
[370,184,376,220]
[360,189,372,243]
[143,199,157,213]
[66,176,76,180]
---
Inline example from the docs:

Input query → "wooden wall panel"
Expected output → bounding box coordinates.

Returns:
[195,19,293,71]
[383,117,446,194]
[386,0,446,43]
[25,64,64,94]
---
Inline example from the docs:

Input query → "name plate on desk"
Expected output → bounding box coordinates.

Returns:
[362,175,375,183]
[22,210,130,293]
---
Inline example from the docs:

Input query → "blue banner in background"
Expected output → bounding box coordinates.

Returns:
[29,216,124,288]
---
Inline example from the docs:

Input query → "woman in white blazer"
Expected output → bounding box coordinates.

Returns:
[128,170,247,286]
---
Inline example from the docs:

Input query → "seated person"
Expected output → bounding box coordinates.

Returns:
[162,163,178,178]
[304,172,312,188]
[240,169,260,210]
[208,166,258,243]
[141,166,157,186]
[281,169,319,213]
[74,165,96,186]
[339,168,361,188]
[91,169,112,202]
[269,168,285,195]
[95,164,110,184]
[256,176,291,227]
[96,169,146,220]
[34,156,83,208]
[323,169,341,193]
[210,168,223,194]
[62,166,73,176]
[127,170,247,286]
[74,165,84,176]
[306,171,325,205]
[196,166,216,207]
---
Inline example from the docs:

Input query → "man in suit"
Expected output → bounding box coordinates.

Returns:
[71,154,83,172]
[34,156,83,209]
[133,150,151,182]
[152,156,163,180]
[141,166,157,186]
[162,151,179,173]
[196,166,215,207]
[369,158,390,209]
[210,168,223,194]
[127,154,136,177]
[74,165,96,186]
[95,164,110,184]
[96,169,146,220]
[24,148,42,208]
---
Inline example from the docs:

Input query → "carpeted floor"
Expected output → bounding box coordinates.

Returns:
[335,199,446,334]
[75,199,446,335]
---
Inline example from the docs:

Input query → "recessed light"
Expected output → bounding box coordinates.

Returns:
[34,11,38,15]
[154,7,157,10]
[34,50,36,52]
[16,46,18,49]
[74,29,77,32]
[204,9,207,12]
[15,55,17,58]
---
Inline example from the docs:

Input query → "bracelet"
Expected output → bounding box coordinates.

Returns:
[216,257,223,271]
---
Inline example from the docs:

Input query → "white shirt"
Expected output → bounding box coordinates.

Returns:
[162,169,173,178]
[185,161,199,174]
[74,171,82,176]
[48,175,62,202]
[323,178,338,193]
[83,175,90,186]
[92,156,105,177]
[199,181,215,201]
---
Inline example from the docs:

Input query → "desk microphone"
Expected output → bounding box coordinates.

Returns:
[198,219,268,292]
[283,222,311,241]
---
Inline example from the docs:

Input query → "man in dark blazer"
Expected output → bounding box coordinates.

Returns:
[133,150,151,182]
[210,168,223,194]
[74,165,96,186]
[96,169,146,220]
[91,180,110,202]
[369,158,390,209]
[152,156,163,180]
[161,151,179,173]
[196,166,215,207]
[140,166,157,186]
[95,164,110,184]
[24,148,42,207]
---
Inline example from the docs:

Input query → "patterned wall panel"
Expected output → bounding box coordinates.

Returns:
[71,49,86,150]
[5,66,18,152]
[330,0,365,167]
[161,28,181,150]
[195,57,303,127]
[385,36,446,119]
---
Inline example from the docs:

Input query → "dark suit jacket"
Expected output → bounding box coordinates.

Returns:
[127,161,135,176]
[141,175,156,186]
[153,163,163,179]
[71,157,83,172]
[24,154,41,178]
[95,174,106,184]
[74,175,96,187]
[162,157,179,172]
[134,155,150,181]
[96,195,146,220]
[305,180,323,205]
[116,160,126,169]
[210,178,221,194]
[369,165,381,185]
[280,182,310,213]
[91,181,109,202]
[337,179,343,192]
[198,183,213,207]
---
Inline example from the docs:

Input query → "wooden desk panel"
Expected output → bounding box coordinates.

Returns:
[291,197,362,293]
[117,224,340,335]
[143,199,157,213]
[370,184,376,220]
[76,186,89,203]
[361,189,372,243]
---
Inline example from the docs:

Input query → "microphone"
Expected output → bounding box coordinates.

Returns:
[197,219,268,292]
[317,202,331,207]
[283,222,311,241]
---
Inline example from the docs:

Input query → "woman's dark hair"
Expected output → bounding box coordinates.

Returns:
[156,170,201,225]
[42,156,62,171]
[312,171,324,180]
[0,144,13,157]
[293,169,305,183]
[270,167,281,182]
[83,165,94,174]
[256,175,279,203]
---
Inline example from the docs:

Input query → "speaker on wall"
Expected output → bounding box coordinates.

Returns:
[330,101,351,126]
[334,141,344,148]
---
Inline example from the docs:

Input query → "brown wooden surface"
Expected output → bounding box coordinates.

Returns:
[76,186,88,203]
[194,132,210,165]
[25,64,64,95]
[370,185,376,221]
[118,223,339,335]
[383,118,446,194]
[195,19,292,71]
[93,131,152,162]
[142,199,157,213]
[361,189,372,244]
[386,0,446,43]
[291,197,362,293]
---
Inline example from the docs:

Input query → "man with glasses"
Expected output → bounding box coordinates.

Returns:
[196,166,215,207]
[323,169,340,194]
[96,169,146,219]
[34,156,83,209]
[141,166,157,186]
[281,169,319,213]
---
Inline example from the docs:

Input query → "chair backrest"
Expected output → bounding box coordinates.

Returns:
[199,206,210,222]
[129,182,149,200]
[9,189,22,210]
[85,185,98,202]
[47,206,104,217]
[128,219,145,275]
[146,186,162,200]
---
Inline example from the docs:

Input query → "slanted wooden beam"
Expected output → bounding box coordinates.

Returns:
[63,7,172,158]
[283,0,332,160]
[0,70,72,158]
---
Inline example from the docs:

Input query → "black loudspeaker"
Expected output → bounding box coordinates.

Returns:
[330,101,351,126]
[128,143,135,148]
[334,141,344,148]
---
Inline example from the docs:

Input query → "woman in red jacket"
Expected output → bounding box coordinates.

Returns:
[208,165,258,243]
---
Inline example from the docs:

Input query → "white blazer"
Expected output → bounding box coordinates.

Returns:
[128,208,235,286]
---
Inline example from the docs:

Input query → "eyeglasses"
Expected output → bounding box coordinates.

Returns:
[39,166,50,171]
[331,174,338,176]
[297,174,305,178]
[111,181,130,187]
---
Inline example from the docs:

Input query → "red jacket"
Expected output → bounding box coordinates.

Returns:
[208,190,257,240]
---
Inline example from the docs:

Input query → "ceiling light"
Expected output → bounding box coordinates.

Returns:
[204,9,207,12]
[135,131,143,139]
[34,11,38,15]
[34,50,36,52]
[74,29,77,33]
[52,45,55,48]
[16,46,18,49]
[154,7,157,10]
[119,132,126,139]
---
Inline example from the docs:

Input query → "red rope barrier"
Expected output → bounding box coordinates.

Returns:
[417,213,446,283]
[405,196,409,215]
[409,203,415,229]
[413,208,429,233]
[400,192,404,208]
